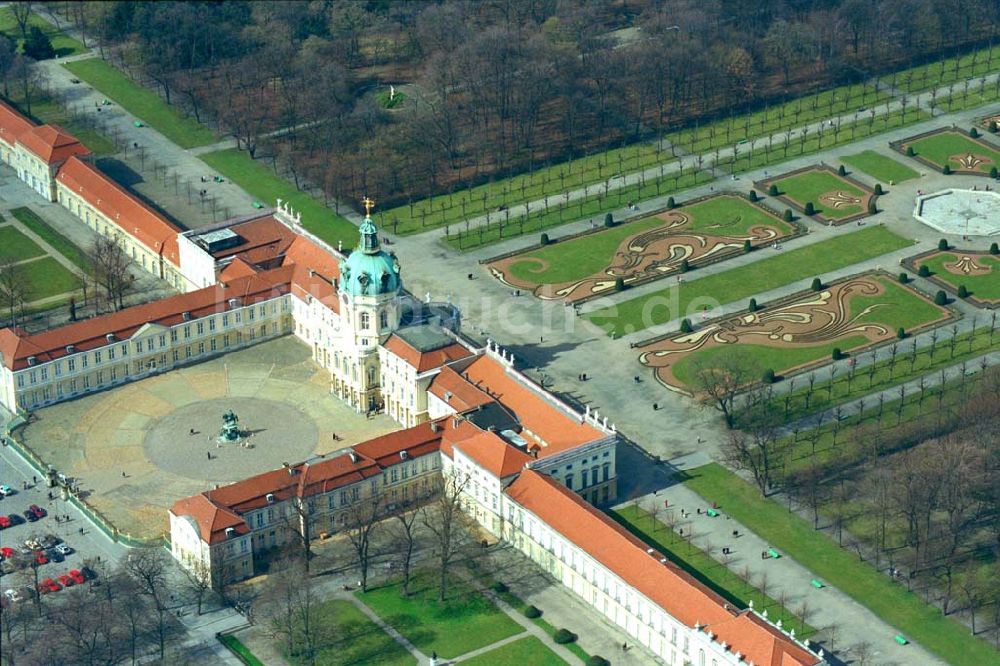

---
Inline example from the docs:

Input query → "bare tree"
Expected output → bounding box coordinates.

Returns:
[345,493,384,593]
[0,260,28,326]
[692,351,762,428]
[723,384,782,496]
[183,559,213,616]
[10,2,33,39]
[260,555,322,664]
[389,501,422,597]
[422,472,473,601]
[122,547,171,660]
[89,235,134,311]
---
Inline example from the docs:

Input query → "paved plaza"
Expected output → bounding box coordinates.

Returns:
[17,337,397,540]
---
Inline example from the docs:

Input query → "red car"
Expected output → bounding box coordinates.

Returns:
[68,569,86,585]
[0,547,14,560]
[0,515,10,529]
[58,574,74,588]
[27,505,46,520]
[34,552,48,566]
[37,578,61,594]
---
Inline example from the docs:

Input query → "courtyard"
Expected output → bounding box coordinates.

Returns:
[487,194,797,302]
[16,337,398,540]
[636,272,952,392]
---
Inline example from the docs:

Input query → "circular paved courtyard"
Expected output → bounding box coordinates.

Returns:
[143,397,318,482]
[18,338,398,540]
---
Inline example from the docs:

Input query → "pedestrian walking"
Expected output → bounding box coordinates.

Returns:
[121,470,125,478]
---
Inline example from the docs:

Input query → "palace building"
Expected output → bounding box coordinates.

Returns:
[0,101,822,666]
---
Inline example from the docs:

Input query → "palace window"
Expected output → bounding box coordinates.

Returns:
[379,310,388,328]
[360,312,370,329]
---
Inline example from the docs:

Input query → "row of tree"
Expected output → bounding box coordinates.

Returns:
[50,0,1000,209]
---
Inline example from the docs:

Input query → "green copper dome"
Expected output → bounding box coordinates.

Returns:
[339,215,401,297]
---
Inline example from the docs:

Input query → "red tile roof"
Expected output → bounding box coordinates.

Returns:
[383,335,473,373]
[0,99,35,147]
[18,125,89,164]
[504,471,817,665]
[0,267,293,370]
[461,355,603,456]
[351,420,444,467]
[454,430,532,478]
[208,215,298,265]
[282,235,342,314]
[56,156,181,266]
[710,612,819,666]
[428,365,495,412]
[170,494,248,545]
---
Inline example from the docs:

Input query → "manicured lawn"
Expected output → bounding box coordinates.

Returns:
[63,58,215,149]
[840,150,919,184]
[0,226,45,262]
[10,207,90,271]
[920,252,1000,300]
[20,257,83,301]
[358,573,523,659]
[848,277,948,330]
[671,336,868,388]
[905,131,1000,173]
[461,636,566,666]
[0,8,87,57]
[218,634,266,666]
[199,148,357,250]
[612,505,817,636]
[586,226,913,337]
[684,464,999,666]
[772,169,868,218]
[282,600,415,666]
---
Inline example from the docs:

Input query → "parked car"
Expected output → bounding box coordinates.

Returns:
[7,514,24,526]
[0,485,13,496]
[3,588,23,603]
[0,515,10,529]
[34,552,48,566]
[23,509,37,522]
[27,505,46,520]
[58,574,74,588]
[40,535,61,549]
[37,578,60,594]
[68,569,86,585]
[53,544,73,556]
[0,547,14,560]
[79,565,96,581]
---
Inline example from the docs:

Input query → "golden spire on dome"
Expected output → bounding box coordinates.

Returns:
[362,196,375,217]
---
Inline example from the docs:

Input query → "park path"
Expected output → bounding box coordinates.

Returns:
[618,490,945,666]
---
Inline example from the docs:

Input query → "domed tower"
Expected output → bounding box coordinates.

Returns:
[336,197,402,412]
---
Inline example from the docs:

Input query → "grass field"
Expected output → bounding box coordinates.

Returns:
[461,636,566,666]
[0,8,87,57]
[10,207,90,271]
[684,464,998,666]
[882,45,1000,94]
[919,252,1000,301]
[199,148,357,250]
[20,257,83,301]
[504,196,791,286]
[283,599,415,666]
[840,150,920,184]
[217,635,266,666]
[358,572,522,659]
[904,130,1000,173]
[586,226,913,337]
[63,59,215,149]
[0,225,45,262]
[771,169,868,219]
[612,505,817,636]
